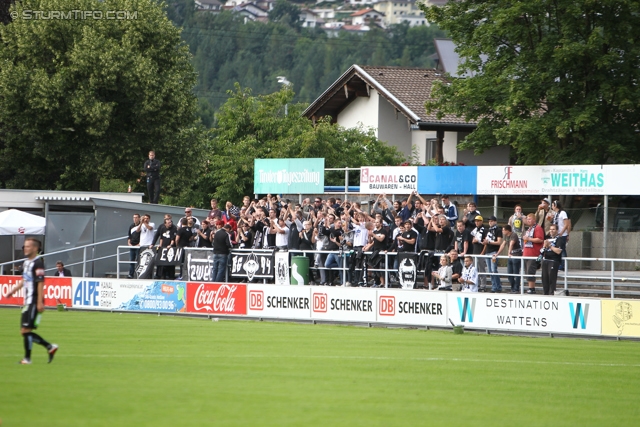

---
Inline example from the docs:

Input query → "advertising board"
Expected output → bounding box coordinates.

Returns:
[247,283,311,319]
[476,166,541,195]
[476,164,640,196]
[377,290,448,326]
[0,275,72,307]
[310,286,377,322]
[185,282,247,316]
[71,279,187,312]
[601,299,640,337]
[417,166,477,195]
[360,166,417,194]
[447,293,601,335]
[254,158,324,194]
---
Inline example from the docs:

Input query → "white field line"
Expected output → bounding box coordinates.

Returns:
[2,353,639,368]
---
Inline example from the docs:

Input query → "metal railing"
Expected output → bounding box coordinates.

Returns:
[113,246,640,298]
[1,236,127,277]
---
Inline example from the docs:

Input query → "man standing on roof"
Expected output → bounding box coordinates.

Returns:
[144,151,161,204]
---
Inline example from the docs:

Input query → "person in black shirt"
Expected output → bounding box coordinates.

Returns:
[398,221,417,253]
[449,250,463,291]
[298,220,317,284]
[212,223,232,282]
[175,218,194,280]
[237,223,254,249]
[127,213,141,278]
[453,220,470,257]
[323,221,344,285]
[431,215,455,253]
[366,219,388,287]
[462,202,481,232]
[7,238,58,364]
[151,217,177,279]
[541,224,565,295]
[496,224,522,293]
[196,220,213,248]
[143,150,161,204]
[470,215,488,290]
[483,215,503,293]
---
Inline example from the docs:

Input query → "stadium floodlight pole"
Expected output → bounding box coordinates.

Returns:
[276,76,291,116]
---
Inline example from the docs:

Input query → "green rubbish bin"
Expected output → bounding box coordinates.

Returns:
[291,256,309,285]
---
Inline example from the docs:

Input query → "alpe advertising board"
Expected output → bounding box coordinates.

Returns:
[71,279,187,313]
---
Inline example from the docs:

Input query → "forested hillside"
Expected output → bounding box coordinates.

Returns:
[166,0,445,127]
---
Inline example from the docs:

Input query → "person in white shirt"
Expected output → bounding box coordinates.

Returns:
[459,256,478,292]
[272,217,290,250]
[138,214,156,247]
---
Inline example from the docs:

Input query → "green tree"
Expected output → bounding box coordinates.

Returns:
[204,84,406,203]
[268,0,301,30]
[0,0,205,199]
[424,0,640,164]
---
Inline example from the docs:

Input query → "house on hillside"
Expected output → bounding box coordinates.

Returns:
[303,65,510,165]
[350,8,386,28]
[300,9,324,28]
[195,0,223,12]
[373,0,426,26]
[227,2,269,22]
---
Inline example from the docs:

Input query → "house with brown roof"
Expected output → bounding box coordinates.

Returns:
[303,64,510,165]
[350,8,386,28]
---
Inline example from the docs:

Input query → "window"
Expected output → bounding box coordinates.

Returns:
[426,138,437,161]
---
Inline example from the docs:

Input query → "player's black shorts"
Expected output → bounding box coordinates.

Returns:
[21,304,41,329]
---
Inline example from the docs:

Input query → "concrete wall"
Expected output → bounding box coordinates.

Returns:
[456,132,511,165]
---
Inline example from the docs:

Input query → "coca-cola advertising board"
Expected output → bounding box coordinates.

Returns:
[186,283,247,316]
[0,275,72,307]
[247,284,311,319]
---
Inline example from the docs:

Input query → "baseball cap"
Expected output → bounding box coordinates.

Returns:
[488,215,497,221]
[474,215,483,221]
[542,198,551,204]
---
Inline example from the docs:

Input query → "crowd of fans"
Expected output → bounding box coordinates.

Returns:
[127,193,570,294]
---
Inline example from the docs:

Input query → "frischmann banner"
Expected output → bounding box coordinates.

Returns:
[254,158,324,194]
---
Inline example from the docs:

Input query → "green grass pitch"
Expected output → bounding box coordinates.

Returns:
[1,307,638,426]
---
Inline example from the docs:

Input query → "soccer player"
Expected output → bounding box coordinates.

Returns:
[6,238,58,364]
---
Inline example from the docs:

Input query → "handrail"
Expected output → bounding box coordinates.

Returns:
[1,236,127,276]
[113,246,640,298]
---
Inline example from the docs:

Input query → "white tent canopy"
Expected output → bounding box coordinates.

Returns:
[0,209,46,235]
